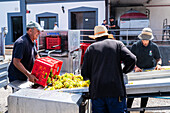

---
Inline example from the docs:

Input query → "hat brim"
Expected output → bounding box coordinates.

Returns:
[108,34,115,39]
[38,27,44,32]
[138,34,154,40]
[89,33,109,39]
[27,26,44,32]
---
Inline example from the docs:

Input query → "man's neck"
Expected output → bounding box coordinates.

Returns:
[27,32,34,43]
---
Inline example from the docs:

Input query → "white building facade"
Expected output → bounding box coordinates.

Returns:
[0,0,105,45]
[0,1,20,33]
[1,0,170,44]
[27,1,105,30]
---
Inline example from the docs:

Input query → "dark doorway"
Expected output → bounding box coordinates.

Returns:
[71,11,96,42]
[83,12,96,29]
[71,13,78,29]
[38,17,56,29]
[71,11,96,29]
[11,16,23,42]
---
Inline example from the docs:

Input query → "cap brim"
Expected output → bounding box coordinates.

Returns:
[89,33,109,39]
[37,27,44,32]
[27,26,44,32]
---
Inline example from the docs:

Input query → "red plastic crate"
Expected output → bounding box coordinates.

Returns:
[81,43,91,55]
[31,56,63,86]
[46,37,61,50]
[80,43,91,65]
[81,54,84,65]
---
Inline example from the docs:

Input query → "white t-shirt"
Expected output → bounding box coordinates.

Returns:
[54,25,58,30]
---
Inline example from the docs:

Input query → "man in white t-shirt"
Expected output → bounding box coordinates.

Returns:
[53,22,58,30]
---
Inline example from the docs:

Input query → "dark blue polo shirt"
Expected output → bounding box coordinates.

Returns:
[131,40,161,69]
[8,33,37,82]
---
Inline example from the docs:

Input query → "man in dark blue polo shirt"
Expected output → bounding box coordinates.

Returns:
[8,21,44,83]
[127,28,162,113]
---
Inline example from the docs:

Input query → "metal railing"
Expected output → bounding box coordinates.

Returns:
[79,28,170,46]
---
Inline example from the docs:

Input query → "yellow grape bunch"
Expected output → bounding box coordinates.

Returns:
[45,73,90,90]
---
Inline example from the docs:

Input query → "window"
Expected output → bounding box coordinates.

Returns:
[38,17,56,29]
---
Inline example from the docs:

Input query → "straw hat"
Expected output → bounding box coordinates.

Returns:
[89,25,110,39]
[138,28,154,40]
[108,34,115,39]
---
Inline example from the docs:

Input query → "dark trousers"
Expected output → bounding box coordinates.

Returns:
[92,97,127,113]
[127,97,148,113]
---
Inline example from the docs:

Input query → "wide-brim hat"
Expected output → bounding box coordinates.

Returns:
[27,21,44,32]
[138,27,154,40]
[89,25,110,39]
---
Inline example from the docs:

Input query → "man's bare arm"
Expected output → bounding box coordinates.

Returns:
[13,58,38,83]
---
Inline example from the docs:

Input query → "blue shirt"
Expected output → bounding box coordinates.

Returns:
[8,33,37,82]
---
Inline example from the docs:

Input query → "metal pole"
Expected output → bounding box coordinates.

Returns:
[1,27,7,60]
[126,30,129,46]
[20,0,26,34]
[105,0,110,22]
[105,0,108,21]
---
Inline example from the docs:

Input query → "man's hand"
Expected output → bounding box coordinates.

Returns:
[26,72,38,83]
[155,58,162,70]
[109,25,116,28]
[155,65,161,70]
[134,66,142,72]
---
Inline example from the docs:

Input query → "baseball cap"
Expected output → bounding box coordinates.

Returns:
[27,21,44,31]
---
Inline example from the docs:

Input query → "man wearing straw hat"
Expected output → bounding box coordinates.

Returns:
[81,25,136,113]
[127,28,162,113]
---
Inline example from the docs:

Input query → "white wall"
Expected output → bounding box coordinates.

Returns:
[146,0,170,40]
[0,1,20,32]
[148,0,170,5]
[146,7,170,40]
[26,1,105,30]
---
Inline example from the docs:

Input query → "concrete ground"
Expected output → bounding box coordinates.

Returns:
[0,86,12,113]
[0,55,12,113]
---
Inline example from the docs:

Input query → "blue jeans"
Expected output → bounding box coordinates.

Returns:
[92,97,127,113]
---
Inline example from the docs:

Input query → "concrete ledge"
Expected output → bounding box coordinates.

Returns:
[8,89,83,113]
